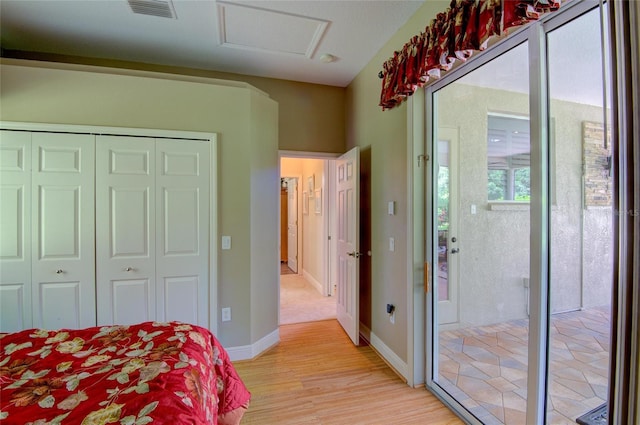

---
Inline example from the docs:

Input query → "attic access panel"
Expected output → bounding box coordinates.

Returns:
[217,1,328,59]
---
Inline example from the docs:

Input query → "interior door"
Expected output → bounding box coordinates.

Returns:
[155,139,209,326]
[287,178,298,273]
[96,135,156,325]
[0,130,32,332]
[336,147,360,345]
[436,129,459,325]
[32,132,96,329]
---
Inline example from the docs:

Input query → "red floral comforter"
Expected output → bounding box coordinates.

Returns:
[0,322,250,425]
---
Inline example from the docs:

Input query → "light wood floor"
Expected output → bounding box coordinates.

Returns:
[233,319,464,425]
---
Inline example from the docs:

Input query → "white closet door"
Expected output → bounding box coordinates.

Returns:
[155,139,209,326]
[0,130,32,332]
[96,136,156,325]
[31,132,95,330]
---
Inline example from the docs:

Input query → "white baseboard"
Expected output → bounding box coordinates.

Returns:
[370,331,408,381]
[225,328,279,361]
[302,269,323,295]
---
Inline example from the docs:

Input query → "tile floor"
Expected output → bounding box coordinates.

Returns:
[437,306,611,424]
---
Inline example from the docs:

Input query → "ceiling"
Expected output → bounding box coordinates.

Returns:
[0,0,426,87]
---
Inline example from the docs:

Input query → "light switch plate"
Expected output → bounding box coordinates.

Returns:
[388,201,395,215]
[221,307,231,322]
[221,236,231,250]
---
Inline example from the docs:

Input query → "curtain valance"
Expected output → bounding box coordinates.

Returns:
[379,0,564,110]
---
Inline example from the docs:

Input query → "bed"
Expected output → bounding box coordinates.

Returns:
[0,321,250,425]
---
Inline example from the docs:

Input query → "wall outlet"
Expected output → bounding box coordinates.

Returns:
[387,303,395,324]
[221,307,231,322]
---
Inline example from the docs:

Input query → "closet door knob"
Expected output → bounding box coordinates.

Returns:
[125,267,133,272]
[56,269,64,274]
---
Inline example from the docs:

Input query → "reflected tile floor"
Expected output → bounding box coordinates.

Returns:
[438,306,610,425]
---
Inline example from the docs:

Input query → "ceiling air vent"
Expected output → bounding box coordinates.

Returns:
[128,0,177,19]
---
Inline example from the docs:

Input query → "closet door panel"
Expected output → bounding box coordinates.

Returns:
[39,281,82,327]
[96,136,156,325]
[0,130,32,332]
[31,132,95,329]
[111,278,152,324]
[38,186,79,258]
[156,139,209,326]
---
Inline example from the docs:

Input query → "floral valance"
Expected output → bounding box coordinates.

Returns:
[379,0,563,110]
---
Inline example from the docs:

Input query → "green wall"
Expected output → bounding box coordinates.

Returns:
[0,60,278,348]
[346,0,449,364]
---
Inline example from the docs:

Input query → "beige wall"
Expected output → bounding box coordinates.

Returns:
[0,60,278,348]
[2,51,346,154]
[281,157,303,177]
[346,0,450,362]
[249,88,280,342]
[301,159,326,285]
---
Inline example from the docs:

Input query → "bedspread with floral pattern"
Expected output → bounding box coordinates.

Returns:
[0,321,250,425]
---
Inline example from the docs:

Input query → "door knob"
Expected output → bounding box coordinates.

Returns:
[56,269,64,274]
[125,267,134,272]
[450,248,459,254]
[347,251,362,258]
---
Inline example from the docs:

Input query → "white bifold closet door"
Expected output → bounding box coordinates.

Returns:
[95,136,209,326]
[0,130,33,332]
[0,130,96,332]
[32,133,96,330]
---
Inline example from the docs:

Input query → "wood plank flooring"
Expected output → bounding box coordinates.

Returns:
[233,319,464,425]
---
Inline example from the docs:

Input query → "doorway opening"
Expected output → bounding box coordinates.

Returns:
[279,152,338,326]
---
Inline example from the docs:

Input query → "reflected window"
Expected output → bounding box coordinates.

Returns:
[487,114,530,201]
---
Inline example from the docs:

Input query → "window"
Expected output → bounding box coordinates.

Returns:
[487,114,530,201]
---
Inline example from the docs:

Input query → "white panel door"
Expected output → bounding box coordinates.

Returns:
[287,178,298,273]
[336,147,360,345]
[155,139,209,326]
[31,132,95,329]
[96,136,156,325]
[0,130,32,332]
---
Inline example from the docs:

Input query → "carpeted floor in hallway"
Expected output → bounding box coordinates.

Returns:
[280,273,336,325]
